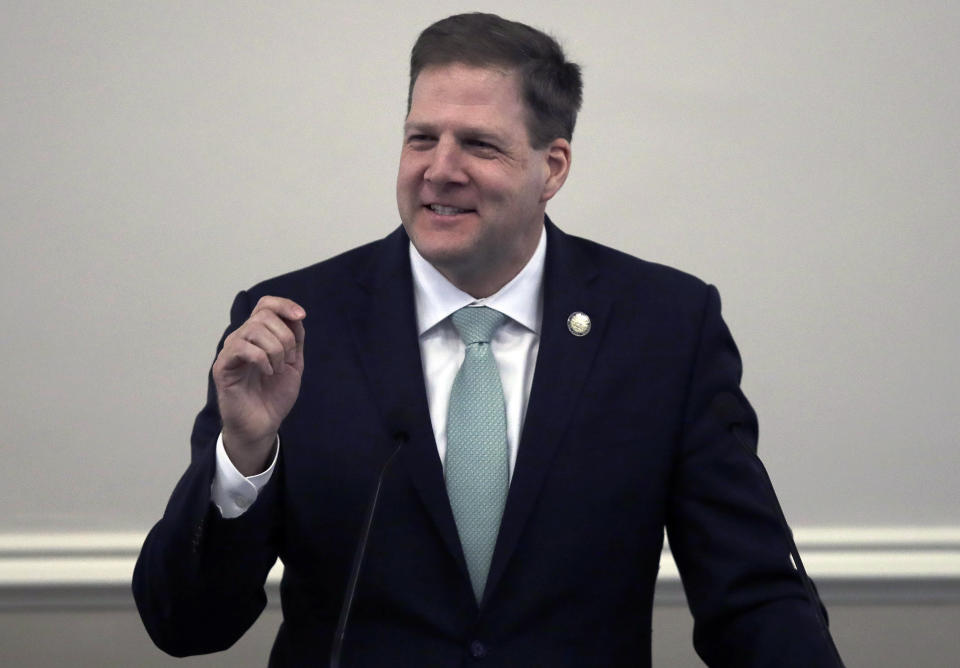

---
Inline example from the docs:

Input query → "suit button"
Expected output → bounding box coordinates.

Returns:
[469,640,487,658]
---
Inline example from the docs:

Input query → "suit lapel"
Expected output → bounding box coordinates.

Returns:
[484,220,612,604]
[347,222,613,606]
[347,227,469,577]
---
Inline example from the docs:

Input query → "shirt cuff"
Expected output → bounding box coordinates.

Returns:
[210,432,279,519]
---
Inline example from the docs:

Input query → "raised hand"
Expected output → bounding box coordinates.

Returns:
[212,296,306,475]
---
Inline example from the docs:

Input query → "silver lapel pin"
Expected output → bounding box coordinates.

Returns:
[566,311,591,337]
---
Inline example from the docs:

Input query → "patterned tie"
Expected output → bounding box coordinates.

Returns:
[445,306,510,602]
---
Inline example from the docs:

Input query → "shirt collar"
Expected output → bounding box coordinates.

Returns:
[410,225,546,336]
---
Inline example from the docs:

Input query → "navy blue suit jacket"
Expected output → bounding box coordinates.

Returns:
[134,220,838,666]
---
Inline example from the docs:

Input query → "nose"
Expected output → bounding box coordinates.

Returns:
[424,137,467,185]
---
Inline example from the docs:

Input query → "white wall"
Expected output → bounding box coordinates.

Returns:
[2,1,957,536]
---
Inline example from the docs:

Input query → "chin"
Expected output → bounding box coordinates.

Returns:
[407,219,474,259]
[412,237,473,269]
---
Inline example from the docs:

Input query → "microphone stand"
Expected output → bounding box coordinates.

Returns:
[329,433,406,668]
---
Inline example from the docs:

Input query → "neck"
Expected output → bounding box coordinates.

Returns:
[440,267,517,299]
[443,222,545,298]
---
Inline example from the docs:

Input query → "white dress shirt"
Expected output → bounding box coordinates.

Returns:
[212,226,546,518]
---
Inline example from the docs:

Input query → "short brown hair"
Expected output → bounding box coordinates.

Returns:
[408,13,583,149]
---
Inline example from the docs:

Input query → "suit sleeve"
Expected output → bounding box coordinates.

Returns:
[132,290,282,657]
[666,285,840,667]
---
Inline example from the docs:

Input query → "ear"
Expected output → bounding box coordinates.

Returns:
[540,138,572,202]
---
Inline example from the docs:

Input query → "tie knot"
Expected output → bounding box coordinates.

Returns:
[451,306,507,345]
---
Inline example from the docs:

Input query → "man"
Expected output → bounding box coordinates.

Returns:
[134,13,842,667]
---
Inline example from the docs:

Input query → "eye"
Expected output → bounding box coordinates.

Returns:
[406,134,435,149]
[465,139,498,155]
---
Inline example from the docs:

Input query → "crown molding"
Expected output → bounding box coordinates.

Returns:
[2,527,959,609]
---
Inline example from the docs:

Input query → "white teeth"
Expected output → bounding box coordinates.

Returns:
[429,204,469,216]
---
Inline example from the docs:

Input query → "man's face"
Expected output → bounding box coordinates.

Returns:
[397,63,569,297]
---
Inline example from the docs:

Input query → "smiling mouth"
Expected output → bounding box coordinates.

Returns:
[427,204,473,216]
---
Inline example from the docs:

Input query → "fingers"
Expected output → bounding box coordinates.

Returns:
[286,317,306,364]
[219,336,277,378]
[215,296,306,378]
[250,296,306,322]
[251,296,306,367]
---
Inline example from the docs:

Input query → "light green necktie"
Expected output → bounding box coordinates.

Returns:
[445,305,510,602]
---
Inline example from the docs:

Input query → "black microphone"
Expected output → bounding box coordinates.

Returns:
[710,392,845,667]
[329,414,410,668]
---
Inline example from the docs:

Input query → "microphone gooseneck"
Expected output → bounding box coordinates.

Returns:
[329,424,409,668]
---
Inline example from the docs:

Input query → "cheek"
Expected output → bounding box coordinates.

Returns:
[396,166,420,204]
[396,164,412,189]
[476,171,521,205]
[397,153,422,183]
